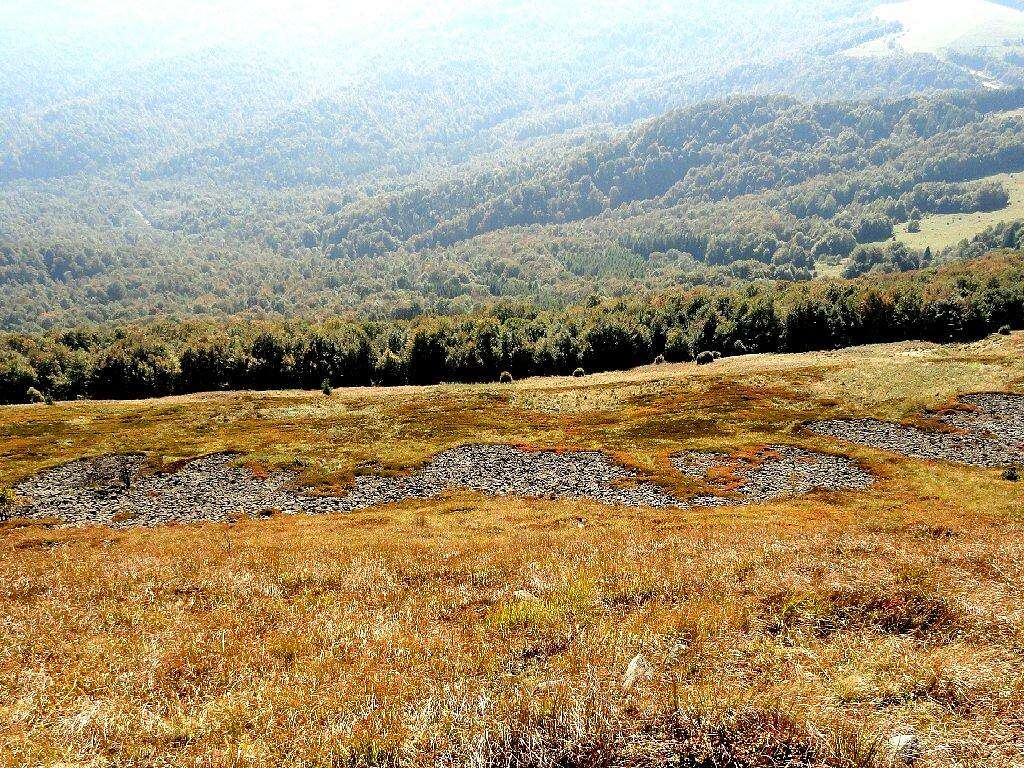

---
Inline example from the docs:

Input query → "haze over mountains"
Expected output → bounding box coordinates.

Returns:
[850,0,1024,58]
[4,0,1024,330]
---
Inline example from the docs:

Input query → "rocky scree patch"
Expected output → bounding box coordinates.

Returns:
[808,392,1024,467]
[670,446,874,505]
[9,443,875,528]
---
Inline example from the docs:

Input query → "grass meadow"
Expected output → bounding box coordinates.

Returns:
[1,336,1023,767]
[893,171,1024,252]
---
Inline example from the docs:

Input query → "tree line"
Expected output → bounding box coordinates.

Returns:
[2,252,1022,403]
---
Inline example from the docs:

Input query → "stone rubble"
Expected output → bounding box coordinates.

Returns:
[12,453,292,527]
[808,392,1024,467]
[304,444,684,514]
[670,445,875,505]
[10,442,877,529]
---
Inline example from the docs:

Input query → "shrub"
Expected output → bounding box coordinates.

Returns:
[712,350,722,359]
[844,241,920,278]
[321,378,333,396]
[974,181,1010,212]
[499,370,514,383]
[696,351,716,365]
[180,336,246,392]
[26,386,45,403]
[663,328,692,362]
[0,354,36,404]
[372,346,405,386]
[572,367,585,378]
[653,354,666,365]
[907,219,921,233]
[998,324,1012,335]
[854,215,894,244]
[89,338,180,399]
[301,327,372,389]
[1003,466,1019,482]
[0,487,13,522]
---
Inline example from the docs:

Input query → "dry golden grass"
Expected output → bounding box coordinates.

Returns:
[2,335,1024,766]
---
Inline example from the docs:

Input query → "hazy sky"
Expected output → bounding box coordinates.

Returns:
[0,0,478,62]
[85,0,448,26]
[0,1,669,42]
[4,1,476,36]
[0,0,686,79]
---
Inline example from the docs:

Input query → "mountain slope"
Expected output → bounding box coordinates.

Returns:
[2,0,1024,331]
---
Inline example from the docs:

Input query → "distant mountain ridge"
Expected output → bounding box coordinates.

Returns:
[2,0,1024,331]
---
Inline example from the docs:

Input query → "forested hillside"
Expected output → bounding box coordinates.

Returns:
[3,0,1024,334]
[318,90,1024,257]
[2,252,1022,402]
[0,1,900,185]
[4,89,1024,331]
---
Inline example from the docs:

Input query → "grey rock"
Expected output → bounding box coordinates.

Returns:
[808,392,1024,468]
[888,733,921,765]
[671,445,873,504]
[11,441,877,529]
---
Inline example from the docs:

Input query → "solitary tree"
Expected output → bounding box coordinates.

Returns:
[0,487,14,523]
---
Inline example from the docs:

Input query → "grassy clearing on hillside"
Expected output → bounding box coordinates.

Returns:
[891,171,1024,251]
[2,336,1024,766]
[848,0,1024,57]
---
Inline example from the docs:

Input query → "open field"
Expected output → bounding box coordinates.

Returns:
[847,0,1024,58]
[2,336,1024,766]
[892,171,1024,252]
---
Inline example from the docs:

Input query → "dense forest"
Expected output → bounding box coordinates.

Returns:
[3,1,1024,400]
[0,1,961,185]
[5,1,1024,332]
[4,88,1024,331]
[318,90,1024,256]
[2,252,1022,403]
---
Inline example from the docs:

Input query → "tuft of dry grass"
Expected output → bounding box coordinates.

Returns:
[2,337,1024,766]
[762,575,965,639]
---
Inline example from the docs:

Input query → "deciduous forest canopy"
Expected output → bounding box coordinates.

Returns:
[3,253,1023,402]
[4,0,1024,399]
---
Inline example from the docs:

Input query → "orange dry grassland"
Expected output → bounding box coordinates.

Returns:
[2,336,1024,767]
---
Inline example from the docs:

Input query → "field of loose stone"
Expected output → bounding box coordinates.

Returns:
[2,334,1024,767]
[9,444,880,528]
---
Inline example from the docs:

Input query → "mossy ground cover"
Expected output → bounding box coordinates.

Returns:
[1,335,1023,766]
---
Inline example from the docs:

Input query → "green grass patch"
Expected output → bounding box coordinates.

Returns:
[893,171,1024,252]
